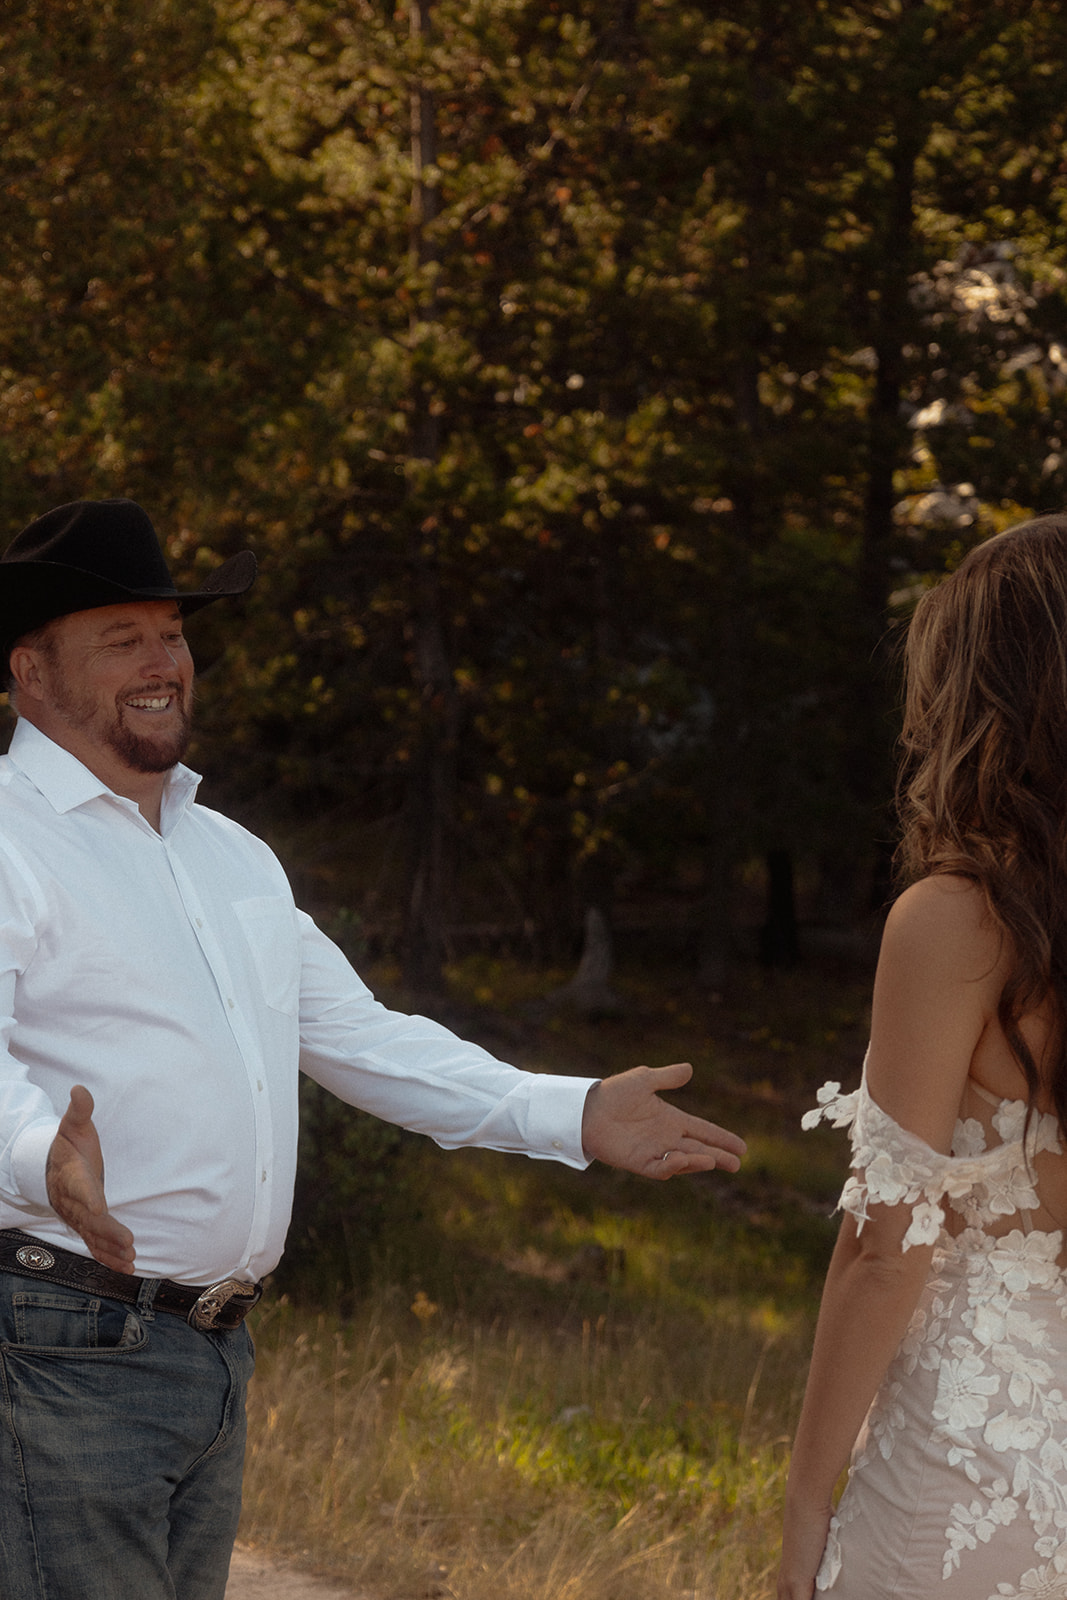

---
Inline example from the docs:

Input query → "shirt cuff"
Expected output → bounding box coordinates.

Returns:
[523,1075,597,1169]
[10,1119,59,1211]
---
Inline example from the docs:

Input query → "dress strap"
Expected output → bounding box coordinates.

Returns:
[966,1078,1002,1109]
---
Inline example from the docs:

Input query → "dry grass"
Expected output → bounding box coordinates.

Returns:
[240,1288,801,1599]
[238,953,867,1598]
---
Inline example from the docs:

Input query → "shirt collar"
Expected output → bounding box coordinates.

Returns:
[7,718,202,828]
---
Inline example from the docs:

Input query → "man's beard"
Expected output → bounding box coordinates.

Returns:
[50,668,192,773]
[106,700,192,772]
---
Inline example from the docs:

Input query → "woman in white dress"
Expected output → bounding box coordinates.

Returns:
[778,517,1067,1600]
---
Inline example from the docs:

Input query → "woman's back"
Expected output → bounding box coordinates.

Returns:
[802,896,1067,1597]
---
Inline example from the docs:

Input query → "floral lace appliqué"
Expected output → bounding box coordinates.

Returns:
[803,1075,1057,1250]
[806,1071,1067,1596]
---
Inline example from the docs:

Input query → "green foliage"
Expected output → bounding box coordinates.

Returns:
[273,1075,414,1303]
[237,946,869,1592]
[4,0,1067,967]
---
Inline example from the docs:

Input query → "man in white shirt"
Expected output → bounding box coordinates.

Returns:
[0,499,745,1600]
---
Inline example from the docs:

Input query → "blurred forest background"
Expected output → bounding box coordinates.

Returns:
[7,0,1067,999]
[7,4,1067,1589]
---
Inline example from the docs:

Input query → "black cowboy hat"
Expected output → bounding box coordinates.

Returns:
[0,498,256,662]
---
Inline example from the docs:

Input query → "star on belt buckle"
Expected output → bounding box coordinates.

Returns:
[15,1244,56,1272]
[188,1278,262,1331]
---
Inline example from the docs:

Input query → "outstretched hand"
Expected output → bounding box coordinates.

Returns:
[580,1062,746,1178]
[45,1086,135,1274]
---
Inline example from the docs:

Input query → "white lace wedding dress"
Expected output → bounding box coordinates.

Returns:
[803,1070,1067,1599]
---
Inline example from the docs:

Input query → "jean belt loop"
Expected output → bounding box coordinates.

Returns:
[136,1276,160,1320]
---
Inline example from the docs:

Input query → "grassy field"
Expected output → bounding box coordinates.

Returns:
[238,952,873,1598]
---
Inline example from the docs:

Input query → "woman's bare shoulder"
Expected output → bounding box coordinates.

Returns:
[882,874,1005,990]
[868,876,1007,1141]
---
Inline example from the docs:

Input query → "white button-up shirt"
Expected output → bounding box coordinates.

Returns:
[0,720,592,1284]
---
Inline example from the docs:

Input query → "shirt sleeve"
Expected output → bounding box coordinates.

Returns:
[0,838,61,1213]
[295,911,594,1169]
[802,1072,1025,1251]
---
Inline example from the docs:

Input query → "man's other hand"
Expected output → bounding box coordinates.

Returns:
[46,1086,136,1274]
[581,1062,746,1178]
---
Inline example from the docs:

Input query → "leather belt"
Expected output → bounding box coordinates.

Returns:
[0,1230,262,1332]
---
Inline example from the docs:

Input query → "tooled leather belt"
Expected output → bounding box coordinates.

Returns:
[0,1229,262,1332]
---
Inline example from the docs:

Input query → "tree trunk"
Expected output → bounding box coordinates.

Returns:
[697,818,733,992]
[550,905,623,1019]
[844,101,923,910]
[401,0,453,993]
[758,848,799,967]
[546,852,622,1018]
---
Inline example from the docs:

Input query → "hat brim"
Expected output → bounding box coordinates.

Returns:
[1,549,256,662]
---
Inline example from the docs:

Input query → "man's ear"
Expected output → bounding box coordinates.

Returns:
[8,645,47,703]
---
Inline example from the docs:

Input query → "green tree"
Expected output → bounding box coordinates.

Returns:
[5,0,1067,986]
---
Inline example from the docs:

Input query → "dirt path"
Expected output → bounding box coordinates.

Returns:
[226,1546,367,1599]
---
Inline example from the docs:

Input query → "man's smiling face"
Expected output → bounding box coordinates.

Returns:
[27,600,194,777]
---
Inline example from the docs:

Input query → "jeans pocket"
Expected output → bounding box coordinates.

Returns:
[10,1291,146,1352]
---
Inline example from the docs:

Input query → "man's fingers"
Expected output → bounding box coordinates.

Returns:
[61,1084,96,1132]
[683,1118,747,1160]
[654,1141,743,1179]
[87,1234,136,1275]
[75,1212,136,1273]
[641,1064,747,1158]
[644,1061,694,1091]
[47,1086,136,1272]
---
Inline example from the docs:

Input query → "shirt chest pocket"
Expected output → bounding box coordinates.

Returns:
[232,896,301,1016]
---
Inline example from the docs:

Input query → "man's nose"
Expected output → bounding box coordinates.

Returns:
[142,639,182,674]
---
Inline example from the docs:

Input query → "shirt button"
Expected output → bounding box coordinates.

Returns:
[227,998,235,1009]
[552,1139,563,1149]
[196,917,203,929]
[261,1169,267,1183]
[257,1080,264,1092]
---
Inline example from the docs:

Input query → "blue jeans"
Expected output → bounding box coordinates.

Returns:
[0,1270,254,1600]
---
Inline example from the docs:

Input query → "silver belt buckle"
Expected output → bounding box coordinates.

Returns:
[188,1278,261,1332]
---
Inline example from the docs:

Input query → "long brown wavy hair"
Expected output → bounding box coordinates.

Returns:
[897,515,1067,1127]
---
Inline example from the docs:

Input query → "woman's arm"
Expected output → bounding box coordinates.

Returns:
[777,875,1006,1599]
[777,1208,933,1598]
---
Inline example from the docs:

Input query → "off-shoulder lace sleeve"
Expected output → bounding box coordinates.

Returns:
[803,1075,1032,1251]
